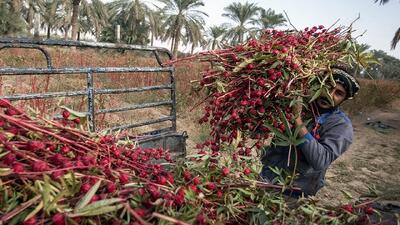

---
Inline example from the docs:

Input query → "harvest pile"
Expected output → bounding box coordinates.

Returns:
[177,25,362,154]
[0,100,378,224]
[1,25,379,224]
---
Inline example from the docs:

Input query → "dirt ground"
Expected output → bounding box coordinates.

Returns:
[317,100,400,206]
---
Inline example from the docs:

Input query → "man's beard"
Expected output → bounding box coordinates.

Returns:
[317,96,334,108]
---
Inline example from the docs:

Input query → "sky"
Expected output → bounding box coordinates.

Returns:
[194,0,399,58]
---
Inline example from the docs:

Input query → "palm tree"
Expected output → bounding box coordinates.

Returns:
[71,0,81,40]
[148,9,165,46]
[40,0,61,39]
[57,1,72,40]
[204,25,227,50]
[158,0,208,58]
[375,0,390,4]
[53,0,107,40]
[22,0,45,31]
[79,0,108,40]
[222,1,260,45]
[0,1,27,35]
[183,20,206,54]
[104,0,152,44]
[255,8,286,29]
[374,0,399,49]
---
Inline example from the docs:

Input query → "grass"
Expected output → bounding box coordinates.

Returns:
[341,79,400,116]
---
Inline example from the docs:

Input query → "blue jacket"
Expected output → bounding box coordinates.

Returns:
[260,108,353,196]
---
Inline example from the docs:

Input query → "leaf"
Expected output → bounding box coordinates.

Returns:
[216,81,226,93]
[8,210,29,225]
[60,106,87,118]
[0,151,10,159]
[24,200,43,221]
[269,61,281,69]
[344,40,352,51]
[214,65,225,72]
[308,89,322,103]
[279,110,292,137]
[236,188,253,197]
[0,168,12,176]
[46,189,68,212]
[233,58,255,73]
[217,206,225,214]
[293,138,306,146]
[74,180,101,211]
[340,190,353,200]
[42,175,51,211]
[275,141,291,147]
[282,69,290,79]
[293,119,311,139]
[75,198,124,214]
[70,204,123,217]
[263,123,289,142]
[301,206,314,215]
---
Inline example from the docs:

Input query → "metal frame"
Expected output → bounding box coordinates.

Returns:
[0,38,177,135]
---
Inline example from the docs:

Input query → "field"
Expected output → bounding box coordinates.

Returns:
[1,47,400,209]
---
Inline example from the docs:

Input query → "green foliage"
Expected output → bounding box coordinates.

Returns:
[100,0,151,45]
[222,1,260,44]
[204,25,227,50]
[255,8,286,30]
[365,50,400,79]
[158,0,208,57]
[0,1,27,36]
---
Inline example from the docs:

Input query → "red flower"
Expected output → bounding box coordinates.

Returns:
[364,206,374,215]
[13,163,25,173]
[23,216,37,225]
[119,172,130,184]
[341,204,353,213]
[243,167,251,175]
[107,182,117,193]
[52,213,66,225]
[62,110,71,119]
[206,182,216,191]
[222,167,230,176]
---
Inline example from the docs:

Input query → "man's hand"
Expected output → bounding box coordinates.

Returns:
[292,97,308,137]
[292,97,303,119]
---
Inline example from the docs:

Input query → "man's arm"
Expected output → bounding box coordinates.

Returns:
[295,117,353,171]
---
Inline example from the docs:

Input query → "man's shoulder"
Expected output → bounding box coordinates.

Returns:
[319,109,352,130]
[333,109,352,125]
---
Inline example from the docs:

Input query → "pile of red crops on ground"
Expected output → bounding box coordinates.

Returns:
[0,98,181,224]
[0,100,378,224]
[176,25,357,155]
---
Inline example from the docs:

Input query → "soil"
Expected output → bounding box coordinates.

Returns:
[316,100,400,206]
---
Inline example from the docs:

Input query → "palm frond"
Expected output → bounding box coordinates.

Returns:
[391,27,400,49]
[374,0,390,5]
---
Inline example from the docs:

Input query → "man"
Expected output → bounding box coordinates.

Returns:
[260,64,361,197]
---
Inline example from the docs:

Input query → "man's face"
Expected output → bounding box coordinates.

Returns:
[316,83,347,109]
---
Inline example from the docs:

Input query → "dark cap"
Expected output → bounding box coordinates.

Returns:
[331,65,360,99]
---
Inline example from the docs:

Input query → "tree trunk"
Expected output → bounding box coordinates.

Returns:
[212,40,216,50]
[64,28,69,40]
[170,36,175,52]
[191,43,195,55]
[27,8,35,30]
[11,0,22,13]
[47,25,51,39]
[71,0,81,41]
[151,33,154,46]
[172,25,181,58]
